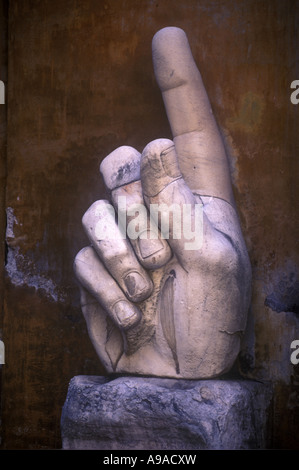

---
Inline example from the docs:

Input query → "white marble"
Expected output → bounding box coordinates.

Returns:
[74,27,252,379]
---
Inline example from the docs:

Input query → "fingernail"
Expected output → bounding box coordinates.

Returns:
[160,145,181,178]
[141,139,182,197]
[138,231,164,259]
[123,271,153,302]
[113,300,141,330]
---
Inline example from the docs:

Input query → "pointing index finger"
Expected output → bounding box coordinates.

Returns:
[152,27,234,206]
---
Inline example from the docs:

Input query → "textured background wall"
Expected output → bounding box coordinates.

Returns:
[0,0,298,449]
[0,0,7,445]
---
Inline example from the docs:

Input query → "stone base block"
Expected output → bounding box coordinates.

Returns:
[60,375,272,450]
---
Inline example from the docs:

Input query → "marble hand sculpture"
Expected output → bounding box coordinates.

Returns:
[74,27,252,379]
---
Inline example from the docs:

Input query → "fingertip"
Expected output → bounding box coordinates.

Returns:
[112,300,142,331]
[73,245,101,291]
[100,146,141,190]
[73,246,93,275]
[140,138,181,198]
[152,27,197,92]
[142,138,174,156]
[152,26,187,49]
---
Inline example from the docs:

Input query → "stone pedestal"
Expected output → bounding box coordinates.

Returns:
[60,375,272,450]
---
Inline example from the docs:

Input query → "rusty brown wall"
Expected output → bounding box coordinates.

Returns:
[0,0,298,449]
[0,0,7,446]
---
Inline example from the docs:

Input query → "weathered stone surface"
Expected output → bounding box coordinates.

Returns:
[61,375,272,450]
[74,28,252,380]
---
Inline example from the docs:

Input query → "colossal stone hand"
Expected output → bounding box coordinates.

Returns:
[74,27,252,379]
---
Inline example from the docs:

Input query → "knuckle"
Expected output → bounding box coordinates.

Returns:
[208,235,239,271]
